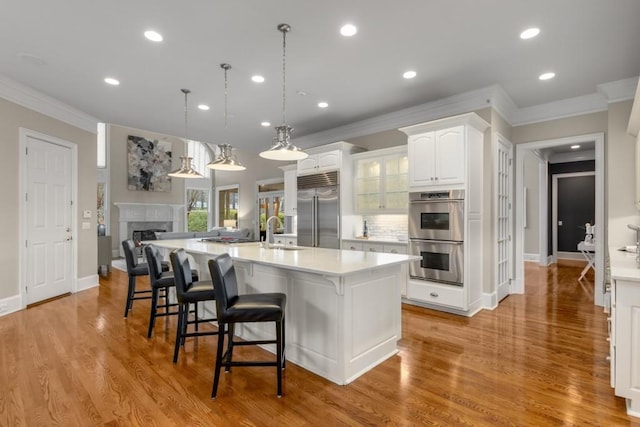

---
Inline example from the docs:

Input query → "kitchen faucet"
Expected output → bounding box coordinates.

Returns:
[265,215,282,248]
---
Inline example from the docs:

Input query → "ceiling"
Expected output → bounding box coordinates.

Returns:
[1,1,639,154]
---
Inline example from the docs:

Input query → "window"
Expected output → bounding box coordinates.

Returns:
[217,185,239,228]
[185,140,214,231]
[97,122,107,168]
[187,189,210,232]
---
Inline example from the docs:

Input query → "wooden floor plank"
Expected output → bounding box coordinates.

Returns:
[0,262,636,425]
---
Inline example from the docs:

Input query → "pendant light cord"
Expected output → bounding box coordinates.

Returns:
[224,65,229,143]
[181,88,191,155]
[281,25,287,125]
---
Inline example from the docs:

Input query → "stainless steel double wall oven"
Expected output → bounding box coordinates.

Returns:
[408,190,464,285]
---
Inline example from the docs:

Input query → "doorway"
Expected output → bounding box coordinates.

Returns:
[19,129,77,306]
[552,172,595,260]
[514,132,604,307]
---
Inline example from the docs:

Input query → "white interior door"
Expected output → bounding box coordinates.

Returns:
[496,134,513,302]
[25,135,73,304]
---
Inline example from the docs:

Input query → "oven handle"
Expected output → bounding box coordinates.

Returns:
[409,238,463,245]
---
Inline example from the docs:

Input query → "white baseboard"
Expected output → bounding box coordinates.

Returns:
[557,251,583,260]
[0,294,22,317]
[482,292,498,310]
[524,253,539,262]
[77,274,99,292]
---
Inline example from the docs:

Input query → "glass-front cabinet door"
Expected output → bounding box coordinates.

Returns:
[383,154,408,210]
[354,147,408,213]
[355,158,381,211]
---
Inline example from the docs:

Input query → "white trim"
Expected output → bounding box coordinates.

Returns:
[0,73,98,134]
[512,93,608,127]
[293,79,637,148]
[538,159,548,268]
[557,252,584,261]
[524,253,540,262]
[77,274,99,292]
[19,128,79,308]
[551,172,595,261]
[597,77,639,103]
[515,132,605,306]
[0,295,22,317]
[482,291,498,311]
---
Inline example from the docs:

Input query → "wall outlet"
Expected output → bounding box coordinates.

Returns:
[82,222,91,230]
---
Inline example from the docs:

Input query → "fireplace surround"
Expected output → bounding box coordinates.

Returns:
[114,202,184,257]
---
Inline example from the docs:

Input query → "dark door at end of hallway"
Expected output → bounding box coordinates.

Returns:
[557,174,595,252]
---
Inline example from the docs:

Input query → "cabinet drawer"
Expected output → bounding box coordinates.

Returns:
[384,244,407,254]
[363,243,385,253]
[407,280,465,309]
[344,241,363,251]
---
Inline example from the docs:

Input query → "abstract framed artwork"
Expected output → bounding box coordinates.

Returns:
[127,135,172,192]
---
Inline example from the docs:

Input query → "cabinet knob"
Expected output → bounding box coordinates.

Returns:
[350,246,356,250]
[390,249,398,253]
[369,248,376,252]
[429,292,439,298]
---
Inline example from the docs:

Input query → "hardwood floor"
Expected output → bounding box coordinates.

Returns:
[0,262,636,426]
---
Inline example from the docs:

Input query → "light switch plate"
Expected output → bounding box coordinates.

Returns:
[83,210,92,219]
[82,222,91,230]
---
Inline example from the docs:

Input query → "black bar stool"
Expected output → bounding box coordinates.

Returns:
[144,244,192,338]
[121,239,169,318]
[208,253,286,398]
[169,248,218,363]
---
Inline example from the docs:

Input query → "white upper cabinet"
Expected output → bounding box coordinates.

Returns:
[297,150,341,175]
[353,146,408,213]
[406,126,464,188]
[400,113,489,191]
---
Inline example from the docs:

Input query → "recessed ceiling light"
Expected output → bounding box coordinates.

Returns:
[520,27,540,40]
[318,102,329,108]
[403,71,417,79]
[198,104,210,111]
[144,30,163,42]
[340,24,357,37]
[261,121,271,127]
[104,77,120,86]
[539,72,555,81]
[571,144,580,150]
[252,75,265,83]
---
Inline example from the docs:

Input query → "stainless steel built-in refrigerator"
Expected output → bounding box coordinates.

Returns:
[297,171,340,249]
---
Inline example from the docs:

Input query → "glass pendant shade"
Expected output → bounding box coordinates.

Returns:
[259,23,308,161]
[259,125,307,160]
[168,88,203,178]
[207,144,246,171]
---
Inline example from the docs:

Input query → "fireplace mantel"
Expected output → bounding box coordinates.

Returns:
[114,202,184,256]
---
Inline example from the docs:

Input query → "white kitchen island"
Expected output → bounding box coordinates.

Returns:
[150,238,417,385]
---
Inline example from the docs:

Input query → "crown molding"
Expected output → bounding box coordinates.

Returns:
[294,85,497,148]
[511,93,609,126]
[598,76,639,103]
[0,73,98,134]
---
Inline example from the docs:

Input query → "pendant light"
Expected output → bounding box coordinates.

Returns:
[168,88,203,178]
[207,63,246,171]
[259,23,308,161]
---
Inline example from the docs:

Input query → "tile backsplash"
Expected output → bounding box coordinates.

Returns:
[361,215,408,240]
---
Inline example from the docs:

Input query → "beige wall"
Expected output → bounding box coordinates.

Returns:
[108,124,187,249]
[0,97,96,300]
[511,111,608,144]
[606,100,638,247]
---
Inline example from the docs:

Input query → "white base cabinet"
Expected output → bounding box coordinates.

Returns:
[612,278,640,417]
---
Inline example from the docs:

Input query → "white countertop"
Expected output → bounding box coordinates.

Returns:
[151,238,418,277]
[609,246,640,281]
